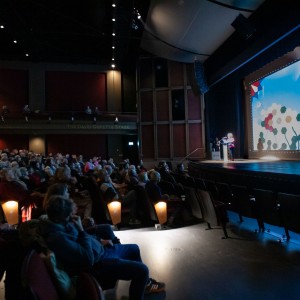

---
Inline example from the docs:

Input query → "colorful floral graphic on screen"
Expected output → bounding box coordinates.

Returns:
[251,60,300,151]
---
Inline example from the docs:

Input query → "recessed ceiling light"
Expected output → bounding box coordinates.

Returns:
[111,64,115,68]
[112,33,115,36]
[0,25,4,29]
[13,40,17,44]
[112,3,116,7]
[112,18,115,22]
[25,53,29,57]
[112,58,115,61]
[112,46,115,49]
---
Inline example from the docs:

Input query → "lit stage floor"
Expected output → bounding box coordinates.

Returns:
[193,159,300,176]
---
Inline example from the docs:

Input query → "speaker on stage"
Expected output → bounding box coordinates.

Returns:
[194,60,209,95]
[231,14,256,40]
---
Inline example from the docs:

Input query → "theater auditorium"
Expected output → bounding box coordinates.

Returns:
[1,1,300,300]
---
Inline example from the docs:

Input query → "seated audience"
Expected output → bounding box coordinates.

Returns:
[97,169,141,225]
[49,166,93,218]
[39,195,165,299]
[145,170,169,203]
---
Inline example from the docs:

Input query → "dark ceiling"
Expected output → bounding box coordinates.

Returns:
[0,0,150,69]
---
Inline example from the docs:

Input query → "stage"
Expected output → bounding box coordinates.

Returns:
[188,159,300,194]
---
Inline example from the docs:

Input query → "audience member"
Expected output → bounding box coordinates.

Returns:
[39,195,165,299]
[97,169,141,225]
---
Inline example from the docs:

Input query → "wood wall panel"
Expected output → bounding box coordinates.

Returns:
[140,91,153,122]
[141,125,154,158]
[0,135,28,151]
[47,134,106,159]
[187,89,201,120]
[170,62,184,86]
[45,71,106,112]
[189,124,202,157]
[156,90,169,121]
[139,59,153,88]
[173,125,186,157]
[0,69,28,113]
[157,125,170,158]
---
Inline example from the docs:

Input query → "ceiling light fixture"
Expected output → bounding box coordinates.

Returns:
[13,40,17,44]
[0,25,4,29]
[112,3,116,7]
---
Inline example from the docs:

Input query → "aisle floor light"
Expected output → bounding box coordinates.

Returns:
[1,200,19,226]
[107,201,121,228]
[154,201,167,230]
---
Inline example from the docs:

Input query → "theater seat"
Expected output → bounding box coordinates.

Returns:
[21,249,60,300]
[21,249,104,300]
[194,178,229,239]
[277,192,300,240]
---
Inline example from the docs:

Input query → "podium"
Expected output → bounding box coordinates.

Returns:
[222,144,228,162]
[211,151,221,160]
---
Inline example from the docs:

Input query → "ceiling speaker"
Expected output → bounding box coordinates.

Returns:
[194,60,209,94]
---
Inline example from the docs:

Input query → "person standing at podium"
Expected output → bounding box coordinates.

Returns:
[222,132,235,161]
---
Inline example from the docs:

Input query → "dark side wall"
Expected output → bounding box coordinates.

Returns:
[203,0,300,158]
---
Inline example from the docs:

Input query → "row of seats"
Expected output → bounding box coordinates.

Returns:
[174,174,300,241]
[173,174,229,238]
[0,234,105,300]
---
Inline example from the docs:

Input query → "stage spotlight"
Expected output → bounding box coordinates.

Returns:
[131,19,139,30]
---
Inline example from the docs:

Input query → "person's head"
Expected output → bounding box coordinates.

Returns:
[177,163,185,173]
[19,167,29,177]
[45,195,75,224]
[138,171,149,183]
[1,168,16,181]
[43,183,69,210]
[97,169,110,183]
[149,170,161,183]
[53,166,71,182]
[104,164,113,175]
[227,132,233,138]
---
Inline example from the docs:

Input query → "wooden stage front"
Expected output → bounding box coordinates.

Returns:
[188,159,300,194]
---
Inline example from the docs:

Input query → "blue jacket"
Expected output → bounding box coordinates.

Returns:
[39,219,104,274]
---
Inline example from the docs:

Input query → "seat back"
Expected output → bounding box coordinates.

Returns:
[22,249,105,300]
[197,189,219,227]
[179,176,202,219]
[252,188,282,229]
[77,272,105,300]
[21,249,60,300]
[278,192,300,234]
[215,182,233,205]
[135,185,158,225]
[230,184,257,219]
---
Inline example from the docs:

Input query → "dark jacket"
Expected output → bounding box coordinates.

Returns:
[39,219,104,275]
